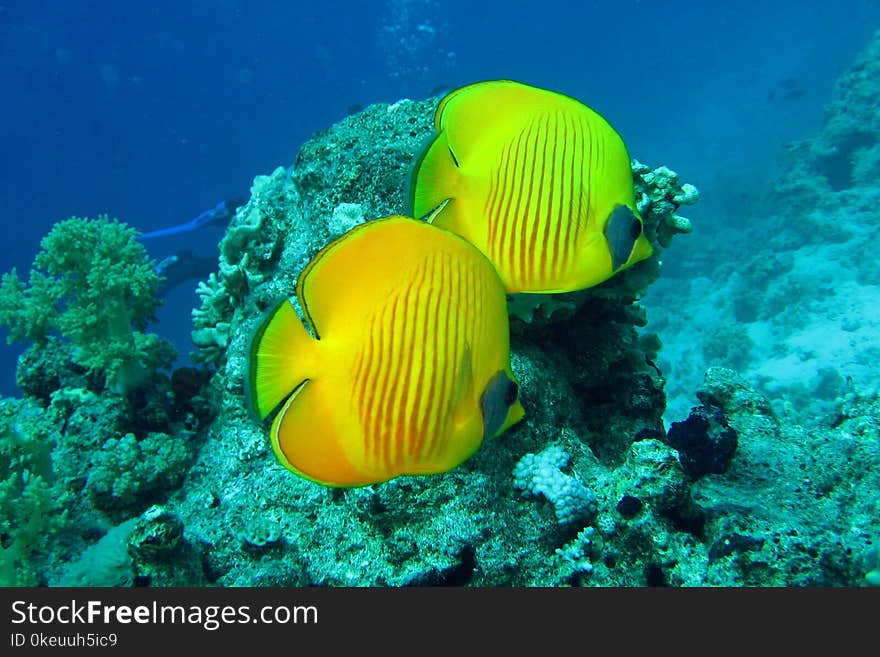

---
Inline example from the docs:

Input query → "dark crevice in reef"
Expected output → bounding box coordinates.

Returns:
[817,131,874,191]
[405,545,477,586]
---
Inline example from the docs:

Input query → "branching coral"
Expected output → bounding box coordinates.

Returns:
[0,216,175,394]
[633,161,698,248]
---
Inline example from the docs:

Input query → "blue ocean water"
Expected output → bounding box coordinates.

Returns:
[1,0,878,394]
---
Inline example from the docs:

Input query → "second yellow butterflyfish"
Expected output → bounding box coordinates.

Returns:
[247,216,524,487]
[410,79,653,294]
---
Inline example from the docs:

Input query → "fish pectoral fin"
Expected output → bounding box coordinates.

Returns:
[604,204,643,271]
[410,130,460,218]
[271,379,369,487]
[451,343,475,428]
[422,198,451,224]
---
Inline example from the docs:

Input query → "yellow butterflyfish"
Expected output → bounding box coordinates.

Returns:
[410,79,653,294]
[248,216,524,487]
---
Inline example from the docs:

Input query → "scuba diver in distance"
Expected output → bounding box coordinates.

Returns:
[139,197,245,294]
[139,197,244,239]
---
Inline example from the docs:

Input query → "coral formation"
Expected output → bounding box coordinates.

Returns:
[689,368,879,585]
[664,404,738,480]
[55,519,137,587]
[168,83,879,585]
[0,398,60,586]
[800,31,880,193]
[555,527,597,579]
[653,31,880,424]
[171,94,689,586]
[0,216,174,394]
[128,505,206,586]
[0,216,211,585]
[633,161,697,248]
[513,445,598,525]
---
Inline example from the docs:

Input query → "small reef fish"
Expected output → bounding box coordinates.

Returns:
[410,79,653,294]
[248,216,524,487]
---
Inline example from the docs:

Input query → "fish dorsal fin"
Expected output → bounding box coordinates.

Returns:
[296,217,423,337]
[435,80,539,132]
[410,129,460,220]
[434,80,572,167]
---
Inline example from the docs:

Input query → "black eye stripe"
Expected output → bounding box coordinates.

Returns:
[629,218,642,240]
[604,204,641,271]
[505,381,519,406]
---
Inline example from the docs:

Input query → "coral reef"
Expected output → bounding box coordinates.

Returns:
[652,30,880,422]
[0,398,61,586]
[771,30,880,225]
[169,83,879,586]
[168,93,694,586]
[0,217,212,585]
[691,368,879,585]
[3,55,879,587]
[792,30,880,193]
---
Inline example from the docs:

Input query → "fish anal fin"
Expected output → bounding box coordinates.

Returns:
[271,379,368,487]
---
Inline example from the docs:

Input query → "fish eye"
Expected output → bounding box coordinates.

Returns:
[504,380,519,406]
[629,218,642,240]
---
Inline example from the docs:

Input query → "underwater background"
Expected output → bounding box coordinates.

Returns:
[1,0,880,586]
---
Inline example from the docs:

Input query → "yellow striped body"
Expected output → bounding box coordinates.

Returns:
[411,80,653,294]
[248,216,523,487]
[334,249,497,477]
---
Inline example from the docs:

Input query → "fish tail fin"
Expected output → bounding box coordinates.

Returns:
[251,300,368,486]
[410,131,459,219]
[247,298,317,420]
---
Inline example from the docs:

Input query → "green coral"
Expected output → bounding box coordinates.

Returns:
[0,215,175,394]
[0,215,175,393]
[85,431,194,516]
[0,398,66,586]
